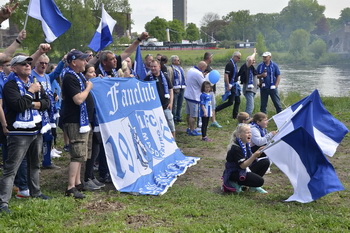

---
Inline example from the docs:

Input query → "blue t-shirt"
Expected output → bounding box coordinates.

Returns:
[257,61,281,89]
[0,72,7,99]
[199,93,212,117]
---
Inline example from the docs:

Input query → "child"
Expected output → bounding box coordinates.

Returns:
[250,112,277,153]
[237,112,251,124]
[222,123,269,193]
[199,81,213,141]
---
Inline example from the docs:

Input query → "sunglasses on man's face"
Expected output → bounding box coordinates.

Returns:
[17,61,32,66]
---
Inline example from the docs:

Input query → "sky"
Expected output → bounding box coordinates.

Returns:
[0,0,349,31]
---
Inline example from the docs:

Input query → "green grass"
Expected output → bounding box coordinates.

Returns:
[0,93,349,232]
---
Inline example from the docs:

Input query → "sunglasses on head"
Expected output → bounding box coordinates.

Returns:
[17,61,32,66]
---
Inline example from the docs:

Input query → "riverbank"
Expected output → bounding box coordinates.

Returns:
[0,93,349,232]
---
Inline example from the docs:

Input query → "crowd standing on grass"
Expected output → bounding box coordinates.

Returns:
[0,0,286,213]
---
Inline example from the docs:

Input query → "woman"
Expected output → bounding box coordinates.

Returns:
[222,123,269,193]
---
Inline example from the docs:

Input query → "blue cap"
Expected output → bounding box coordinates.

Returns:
[67,50,89,63]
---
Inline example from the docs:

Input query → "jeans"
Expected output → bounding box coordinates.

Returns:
[172,88,185,121]
[244,91,256,116]
[2,142,28,192]
[260,88,283,114]
[0,134,43,206]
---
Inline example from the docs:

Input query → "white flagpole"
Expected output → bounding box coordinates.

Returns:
[23,0,32,30]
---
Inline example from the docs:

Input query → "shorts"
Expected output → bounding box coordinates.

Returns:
[64,123,93,163]
[185,100,199,118]
[164,109,175,132]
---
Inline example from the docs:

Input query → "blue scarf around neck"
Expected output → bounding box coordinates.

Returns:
[171,65,186,89]
[66,67,90,133]
[99,63,118,77]
[251,122,267,137]
[149,71,170,99]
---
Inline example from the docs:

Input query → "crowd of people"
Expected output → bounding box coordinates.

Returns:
[0,1,283,214]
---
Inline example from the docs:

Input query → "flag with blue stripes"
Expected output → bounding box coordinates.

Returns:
[28,0,71,43]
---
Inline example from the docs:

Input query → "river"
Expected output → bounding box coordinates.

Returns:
[183,65,350,97]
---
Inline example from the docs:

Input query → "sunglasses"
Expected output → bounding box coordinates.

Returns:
[17,61,32,66]
[40,62,49,65]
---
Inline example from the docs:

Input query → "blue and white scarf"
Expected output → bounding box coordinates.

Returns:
[99,63,118,77]
[251,122,267,137]
[229,58,238,85]
[171,65,186,89]
[8,73,42,129]
[149,71,170,99]
[247,68,254,89]
[237,137,252,159]
[258,61,276,89]
[66,67,91,133]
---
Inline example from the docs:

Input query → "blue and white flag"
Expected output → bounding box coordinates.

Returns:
[264,127,344,203]
[90,77,199,195]
[272,90,348,157]
[28,0,71,43]
[88,4,116,52]
[134,45,147,80]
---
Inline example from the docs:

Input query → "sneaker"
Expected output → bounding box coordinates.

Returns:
[65,187,85,199]
[221,182,242,193]
[210,121,222,128]
[92,178,105,188]
[195,127,202,132]
[34,194,51,200]
[100,173,112,183]
[52,148,62,154]
[75,183,84,192]
[0,205,10,214]
[63,144,70,152]
[42,164,61,169]
[250,187,268,194]
[202,136,213,142]
[229,181,242,193]
[15,189,30,199]
[189,130,202,136]
[186,128,191,135]
[50,150,61,158]
[265,167,272,174]
[83,179,101,191]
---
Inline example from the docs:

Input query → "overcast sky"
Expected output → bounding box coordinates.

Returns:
[1,0,349,32]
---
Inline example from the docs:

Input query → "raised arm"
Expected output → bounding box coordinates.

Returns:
[2,29,26,58]
[120,32,149,61]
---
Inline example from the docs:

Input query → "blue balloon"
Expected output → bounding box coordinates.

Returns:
[208,70,220,84]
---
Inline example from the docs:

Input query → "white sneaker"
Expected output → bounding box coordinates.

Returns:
[51,150,61,158]
[16,189,30,199]
[52,148,62,154]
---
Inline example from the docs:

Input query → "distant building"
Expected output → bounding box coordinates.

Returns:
[0,20,19,48]
[325,22,350,54]
[173,0,187,27]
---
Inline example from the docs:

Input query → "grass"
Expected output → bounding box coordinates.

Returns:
[0,93,349,232]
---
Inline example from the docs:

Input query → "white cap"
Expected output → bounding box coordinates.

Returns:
[262,52,272,57]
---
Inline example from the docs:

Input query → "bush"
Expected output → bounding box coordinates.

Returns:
[308,39,327,59]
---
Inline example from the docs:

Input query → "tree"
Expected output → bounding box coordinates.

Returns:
[340,8,350,24]
[255,33,267,56]
[312,16,329,35]
[185,23,199,42]
[144,17,168,41]
[223,10,253,41]
[279,0,325,37]
[308,39,327,58]
[200,12,220,27]
[289,29,310,54]
[168,19,185,43]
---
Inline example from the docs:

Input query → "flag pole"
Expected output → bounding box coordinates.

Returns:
[23,0,32,30]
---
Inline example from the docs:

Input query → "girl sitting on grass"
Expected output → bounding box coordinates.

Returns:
[222,123,269,193]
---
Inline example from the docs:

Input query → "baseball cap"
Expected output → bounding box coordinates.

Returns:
[67,50,89,63]
[262,52,272,57]
[10,55,33,66]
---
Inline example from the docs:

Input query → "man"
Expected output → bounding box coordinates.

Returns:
[95,32,149,77]
[32,54,65,169]
[184,61,207,136]
[0,55,50,214]
[203,52,222,128]
[236,48,258,116]
[145,60,175,138]
[61,50,94,199]
[143,54,153,75]
[215,51,241,119]
[257,52,283,113]
[167,55,185,123]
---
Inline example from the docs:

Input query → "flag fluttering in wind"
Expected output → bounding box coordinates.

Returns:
[88,4,116,52]
[272,90,348,157]
[264,127,344,203]
[27,0,71,43]
[134,45,147,80]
